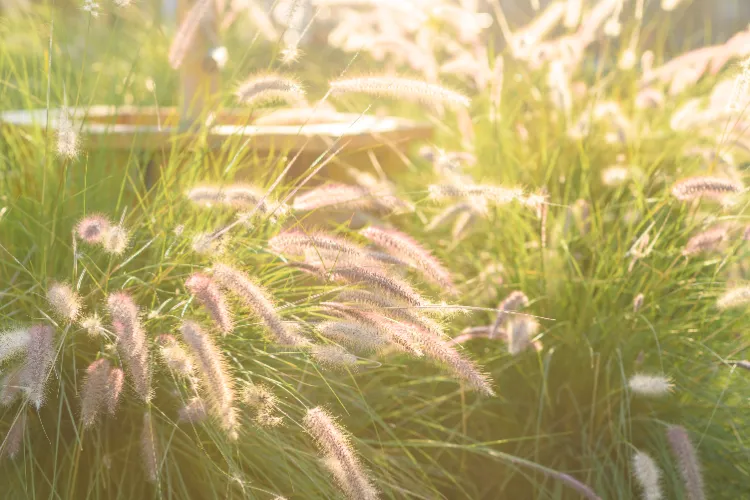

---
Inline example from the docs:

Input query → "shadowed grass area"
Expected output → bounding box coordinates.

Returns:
[2,2,750,499]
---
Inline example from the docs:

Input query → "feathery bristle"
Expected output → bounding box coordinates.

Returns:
[428,184,524,204]
[671,176,743,203]
[102,225,130,255]
[717,286,750,309]
[326,266,430,307]
[327,307,424,357]
[56,109,79,159]
[632,450,663,500]
[178,397,208,423]
[235,74,305,107]
[47,282,82,321]
[666,425,705,500]
[140,413,159,482]
[158,338,195,378]
[106,367,124,415]
[80,314,104,337]
[334,290,446,338]
[312,345,359,370]
[186,272,234,335]
[629,373,673,397]
[361,226,457,295]
[81,359,111,427]
[507,317,539,355]
[316,320,388,353]
[292,184,396,214]
[330,76,470,109]
[420,335,495,396]
[2,412,26,460]
[490,291,529,339]
[682,226,728,256]
[0,328,31,365]
[212,263,309,346]
[76,215,111,244]
[20,324,56,409]
[106,292,151,402]
[243,383,282,427]
[168,0,212,69]
[303,407,379,500]
[180,321,239,440]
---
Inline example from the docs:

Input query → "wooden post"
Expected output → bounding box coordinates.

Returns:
[177,0,221,128]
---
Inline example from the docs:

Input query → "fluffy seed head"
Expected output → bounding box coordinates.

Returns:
[361,226,457,295]
[292,184,396,214]
[717,286,750,309]
[628,373,673,397]
[429,184,524,204]
[158,336,194,377]
[102,225,130,255]
[80,314,104,337]
[633,293,645,312]
[212,263,309,346]
[235,73,305,107]
[682,226,728,256]
[178,397,208,423]
[330,76,470,109]
[76,215,111,244]
[168,0,212,69]
[490,291,529,338]
[106,367,124,415]
[316,320,387,353]
[180,321,239,440]
[80,359,111,427]
[671,176,743,203]
[186,273,234,335]
[56,110,79,159]
[0,328,31,365]
[632,450,663,500]
[303,407,379,500]
[666,425,705,500]
[47,282,81,321]
[326,266,430,307]
[106,292,151,402]
[312,345,358,371]
[20,324,56,409]
[507,317,539,355]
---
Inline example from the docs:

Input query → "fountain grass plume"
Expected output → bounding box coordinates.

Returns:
[106,367,124,415]
[47,282,82,321]
[329,75,470,109]
[180,321,239,440]
[292,184,396,214]
[323,305,424,356]
[211,263,309,346]
[716,286,750,309]
[671,176,743,203]
[0,328,31,365]
[316,319,388,353]
[20,324,56,410]
[235,73,305,107]
[157,334,195,378]
[507,316,539,355]
[76,214,112,244]
[102,225,130,255]
[489,291,529,339]
[186,272,234,335]
[304,407,379,500]
[428,184,524,204]
[80,358,111,427]
[419,333,495,396]
[106,292,151,402]
[334,290,446,338]
[666,425,705,500]
[168,0,212,69]
[682,226,728,256]
[324,266,430,307]
[178,397,208,423]
[632,450,663,500]
[628,373,673,397]
[360,226,457,295]
[311,345,359,370]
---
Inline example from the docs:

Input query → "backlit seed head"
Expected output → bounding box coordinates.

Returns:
[47,282,82,321]
[628,373,673,397]
[102,225,129,255]
[76,215,112,244]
